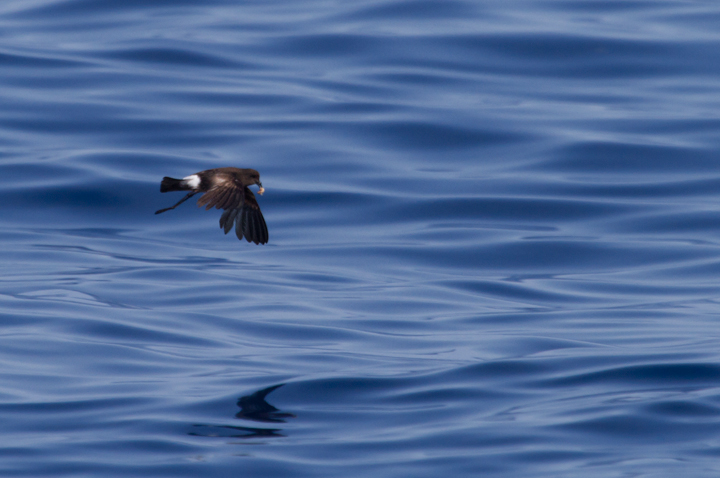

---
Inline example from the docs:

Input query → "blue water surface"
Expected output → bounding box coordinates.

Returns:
[2,0,720,476]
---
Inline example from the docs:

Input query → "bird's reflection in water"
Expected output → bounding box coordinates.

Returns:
[190,384,295,440]
[236,384,296,423]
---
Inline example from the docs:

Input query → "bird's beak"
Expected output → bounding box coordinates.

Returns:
[257,181,265,195]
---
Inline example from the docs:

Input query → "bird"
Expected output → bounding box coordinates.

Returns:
[155,167,268,244]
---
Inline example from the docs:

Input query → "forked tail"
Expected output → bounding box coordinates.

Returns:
[160,177,186,193]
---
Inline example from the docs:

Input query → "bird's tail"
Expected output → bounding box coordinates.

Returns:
[160,177,187,193]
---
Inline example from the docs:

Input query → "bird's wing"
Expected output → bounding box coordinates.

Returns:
[196,177,243,211]
[218,187,268,245]
[239,188,269,245]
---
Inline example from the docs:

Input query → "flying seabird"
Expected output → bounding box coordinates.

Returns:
[155,167,268,244]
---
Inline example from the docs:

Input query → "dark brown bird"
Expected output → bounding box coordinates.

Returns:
[155,167,268,244]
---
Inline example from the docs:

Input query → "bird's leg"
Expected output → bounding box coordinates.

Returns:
[155,192,196,214]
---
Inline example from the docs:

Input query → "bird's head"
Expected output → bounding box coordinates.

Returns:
[244,169,264,195]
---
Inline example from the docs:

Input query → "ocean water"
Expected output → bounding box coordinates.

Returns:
[2,0,720,476]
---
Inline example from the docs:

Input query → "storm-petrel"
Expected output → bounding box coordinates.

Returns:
[155,167,268,244]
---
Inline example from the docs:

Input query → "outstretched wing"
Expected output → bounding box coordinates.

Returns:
[196,180,243,211]
[218,187,268,245]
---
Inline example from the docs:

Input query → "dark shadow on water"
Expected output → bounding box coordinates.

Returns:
[190,384,295,440]
[236,384,296,423]
[189,424,285,439]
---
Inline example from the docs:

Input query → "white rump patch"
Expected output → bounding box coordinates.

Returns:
[183,174,201,189]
